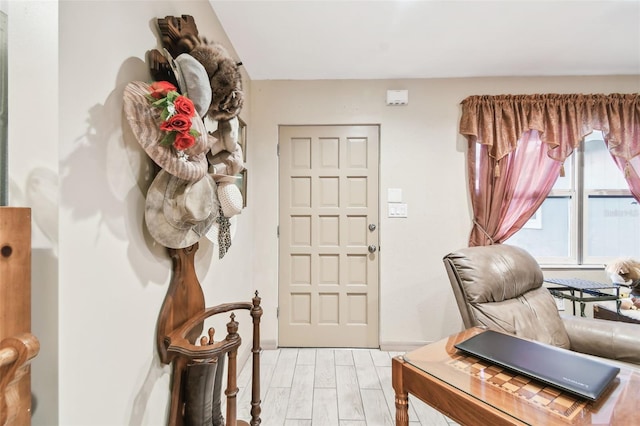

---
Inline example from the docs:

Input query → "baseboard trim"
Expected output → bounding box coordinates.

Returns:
[254,339,431,352]
[260,339,278,350]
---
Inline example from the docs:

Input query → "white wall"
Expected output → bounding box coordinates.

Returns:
[3,0,59,423]
[249,76,640,349]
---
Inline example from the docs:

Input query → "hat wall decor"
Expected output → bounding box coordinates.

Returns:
[123,14,258,426]
[126,20,248,250]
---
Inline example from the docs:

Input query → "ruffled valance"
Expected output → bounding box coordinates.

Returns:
[459,93,640,163]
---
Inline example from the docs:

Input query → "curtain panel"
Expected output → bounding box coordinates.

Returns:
[466,131,562,246]
[459,93,640,246]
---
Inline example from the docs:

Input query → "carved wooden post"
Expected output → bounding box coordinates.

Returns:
[156,243,205,365]
[224,314,239,426]
[0,207,39,426]
[156,243,205,426]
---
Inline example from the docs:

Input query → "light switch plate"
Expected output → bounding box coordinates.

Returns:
[388,188,402,203]
[388,203,408,218]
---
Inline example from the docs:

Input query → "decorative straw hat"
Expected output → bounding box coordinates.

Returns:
[218,181,243,217]
[145,169,218,249]
[123,81,209,182]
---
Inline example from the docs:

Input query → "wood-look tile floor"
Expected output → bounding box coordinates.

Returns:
[233,348,459,426]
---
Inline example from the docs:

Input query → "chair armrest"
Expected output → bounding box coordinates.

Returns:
[561,314,640,365]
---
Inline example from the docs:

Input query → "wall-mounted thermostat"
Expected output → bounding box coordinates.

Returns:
[386,90,409,106]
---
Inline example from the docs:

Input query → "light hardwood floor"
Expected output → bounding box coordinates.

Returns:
[233,347,459,426]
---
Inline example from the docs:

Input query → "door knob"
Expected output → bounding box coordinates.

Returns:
[368,224,377,231]
[368,245,377,253]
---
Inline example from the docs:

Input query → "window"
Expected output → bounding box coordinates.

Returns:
[507,131,640,265]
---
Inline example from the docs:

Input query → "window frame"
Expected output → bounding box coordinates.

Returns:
[513,133,638,266]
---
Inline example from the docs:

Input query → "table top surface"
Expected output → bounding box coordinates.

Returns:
[544,277,619,290]
[401,327,639,426]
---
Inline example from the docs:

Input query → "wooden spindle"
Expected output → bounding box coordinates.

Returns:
[250,291,263,426]
[224,314,240,426]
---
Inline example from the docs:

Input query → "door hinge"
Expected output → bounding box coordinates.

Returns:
[277,144,280,156]
[277,307,280,318]
[277,225,279,238]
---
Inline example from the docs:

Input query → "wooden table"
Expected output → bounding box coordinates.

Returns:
[392,327,640,426]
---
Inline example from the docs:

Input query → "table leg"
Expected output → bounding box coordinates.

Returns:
[392,356,409,426]
[395,392,409,426]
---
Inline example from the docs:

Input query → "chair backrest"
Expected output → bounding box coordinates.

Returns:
[443,244,571,348]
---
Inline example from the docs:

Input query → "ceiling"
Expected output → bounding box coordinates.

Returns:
[210,0,640,81]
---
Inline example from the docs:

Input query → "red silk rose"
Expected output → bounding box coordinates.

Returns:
[173,96,196,117]
[147,81,201,151]
[174,132,196,150]
[149,81,177,99]
[160,114,192,133]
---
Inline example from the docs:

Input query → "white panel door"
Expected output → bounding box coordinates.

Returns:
[278,125,379,347]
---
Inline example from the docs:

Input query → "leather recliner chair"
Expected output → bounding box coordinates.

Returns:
[443,244,640,366]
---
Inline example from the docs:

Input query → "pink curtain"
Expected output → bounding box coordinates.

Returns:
[468,130,562,246]
[460,93,640,247]
[608,154,640,201]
